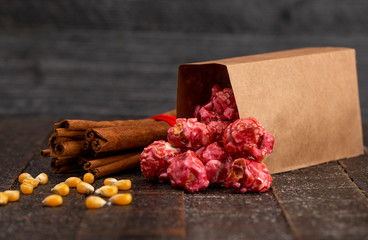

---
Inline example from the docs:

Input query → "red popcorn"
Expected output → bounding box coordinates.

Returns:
[195,143,233,184]
[225,158,272,193]
[222,117,274,162]
[167,150,209,193]
[167,118,214,150]
[195,85,239,123]
[140,85,275,194]
[140,140,181,182]
[196,142,228,165]
[207,121,230,143]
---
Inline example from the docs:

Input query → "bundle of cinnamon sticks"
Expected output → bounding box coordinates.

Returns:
[40,110,176,178]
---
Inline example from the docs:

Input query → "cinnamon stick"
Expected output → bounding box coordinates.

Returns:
[40,149,51,157]
[54,140,86,157]
[52,157,78,167]
[54,128,85,138]
[55,109,176,131]
[90,121,170,154]
[50,158,81,173]
[90,153,141,178]
[83,152,140,171]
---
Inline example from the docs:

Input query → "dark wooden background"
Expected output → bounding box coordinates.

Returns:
[0,1,367,127]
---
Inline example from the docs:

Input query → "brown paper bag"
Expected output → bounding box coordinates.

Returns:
[177,47,364,174]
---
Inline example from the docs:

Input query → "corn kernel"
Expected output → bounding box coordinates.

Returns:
[0,192,8,206]
[76,181,94,195]
[65,177,82,187]
[95,185,118,197]
[114,179,131,190]
[51,183,70,196]
[18,173,32,183]
[104,178,117,186]
[20,183,34,195]
[83,173,95,184]
[109,193,132,206]
[4,190,20,202]
[36,173,48,185]
[23,178,39,188]
[85,196,106,209]
[42,194,63,207]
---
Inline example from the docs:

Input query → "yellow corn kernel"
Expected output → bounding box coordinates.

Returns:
[4,190,20,202]
[0,192,8,206]
[85,196,106,209]
[51,183,70,196]
[76,181,94,195]
[36,173,48,185]
[65,177,82,187]
[20,183,34,195]
[18,173,32,183]
[83,173,95,184]
[42,194,63,207]
[114,179,131,190]
[23,178,39,188]
[95,185,118,197]
[109,193,132,206]
[104,178,117,186]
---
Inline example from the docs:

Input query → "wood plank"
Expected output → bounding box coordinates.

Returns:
[0,30,367,118]
[184,186,294,240]
[272,161,368,239]
[339,155,368,198]
[1,0,368,35]
[0,117,55,189]
[76,171,185,240]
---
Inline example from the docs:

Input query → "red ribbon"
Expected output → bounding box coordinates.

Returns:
[150,114,177,126]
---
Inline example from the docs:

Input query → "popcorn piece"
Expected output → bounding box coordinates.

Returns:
[167,150,209,193]
[140,140,181,182]
[196,142,228,165]
[196,143,233,184]
[207,121,230,143]
[167,118,214,150]
[195,85,239,123]
[225,158,272,193]
[222,117,274,162]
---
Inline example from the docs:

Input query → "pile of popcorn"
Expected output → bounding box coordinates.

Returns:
[140,85,274,193]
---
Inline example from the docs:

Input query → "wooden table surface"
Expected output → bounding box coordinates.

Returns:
[0,117,367,240]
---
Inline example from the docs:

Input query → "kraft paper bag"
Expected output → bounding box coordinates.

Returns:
[177,47,364,174]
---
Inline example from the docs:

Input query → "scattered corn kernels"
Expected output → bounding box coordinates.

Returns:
[76,181,94,195]
[23,178,39,188]
[51,183,70,196]
[104,178,117,186]
[0,192,8,206]
[42,194,63,207]
[36,173,48,185]
[83,173,95,184]
[85,196,106,209]
[65,177,82,187]
[95,185,118,197]
[18,173,32,183]
[114,179,131,190]
[4,190,20,202]
[20,183,34,195]
[109,193,132,206]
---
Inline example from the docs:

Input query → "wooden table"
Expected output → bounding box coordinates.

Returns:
[0,117,367,240]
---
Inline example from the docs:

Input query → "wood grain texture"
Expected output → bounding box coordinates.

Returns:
[0,117,367,239]
[185,188,293,240]
[272,160,368,240]
[339,155,368,198]
[0,29,367,120]
[0,0,368,35]
[0,117,55,189]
